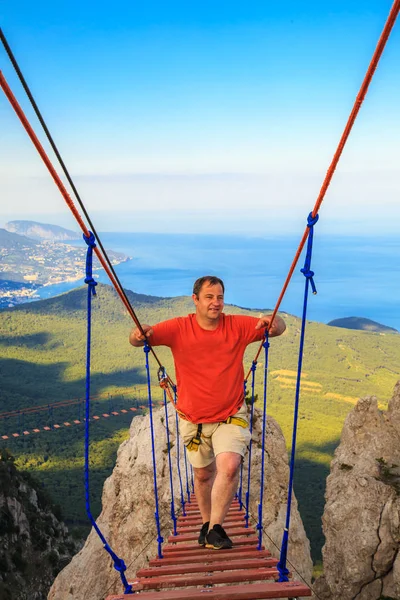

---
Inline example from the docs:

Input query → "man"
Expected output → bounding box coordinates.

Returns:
[129,276,286,550]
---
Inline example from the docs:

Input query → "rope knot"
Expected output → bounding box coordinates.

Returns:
[300,267,317,294]
[113,557,127,573]
[83,231,96,248]
[143,342,151,354]
[103,543,128,574]
[300,267,314,279]
[301,212,319,294]
[307,212,319,227]
[263,340,270,349]
[251,361,257,372]
[83,231,97,295]
[84,276,98,295]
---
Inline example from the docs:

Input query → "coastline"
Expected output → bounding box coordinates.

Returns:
[0,256,132,308]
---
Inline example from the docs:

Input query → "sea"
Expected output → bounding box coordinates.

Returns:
[35,232,400,331]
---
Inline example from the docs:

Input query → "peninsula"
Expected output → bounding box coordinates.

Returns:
[0,227,130,308]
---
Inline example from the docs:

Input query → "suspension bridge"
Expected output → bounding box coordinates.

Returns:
[1,1,399,597]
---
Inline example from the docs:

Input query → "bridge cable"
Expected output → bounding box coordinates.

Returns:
[245,0,400,380]
[83,231,133,594]
[0,37,175,390]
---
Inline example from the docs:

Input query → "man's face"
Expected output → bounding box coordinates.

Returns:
[192,282,224,321]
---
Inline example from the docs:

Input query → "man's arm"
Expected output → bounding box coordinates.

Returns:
[255,314,286,337]
[129,324,154,347]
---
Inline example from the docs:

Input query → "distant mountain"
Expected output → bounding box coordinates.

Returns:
[5,220,79,241]
[327,316,398,334]
[0,228,37,250]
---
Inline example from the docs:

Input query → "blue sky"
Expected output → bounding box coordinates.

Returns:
[0,0,399,235]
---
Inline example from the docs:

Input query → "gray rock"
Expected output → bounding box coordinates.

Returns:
[315,383,400,600]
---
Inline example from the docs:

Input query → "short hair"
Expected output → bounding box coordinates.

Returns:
[193,276,225,298]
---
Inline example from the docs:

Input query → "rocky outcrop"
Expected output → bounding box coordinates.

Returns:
[0,449,78,600]
[314,381,400,600]
[48,406,312,599]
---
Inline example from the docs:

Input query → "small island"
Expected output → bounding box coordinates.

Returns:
[327,316,398,334]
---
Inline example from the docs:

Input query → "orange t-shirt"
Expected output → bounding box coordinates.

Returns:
[150,313,265,423]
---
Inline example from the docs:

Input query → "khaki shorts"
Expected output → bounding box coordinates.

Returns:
[178,403,251,469]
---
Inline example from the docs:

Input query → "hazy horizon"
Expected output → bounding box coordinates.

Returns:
[1,1,399,236]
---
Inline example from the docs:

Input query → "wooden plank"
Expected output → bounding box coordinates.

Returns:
[177,513,244,523]
[181,508,242,517]
[177,521,246,534]
[167,527,255,543]
[184,502,240,513]
[137,557,279,577]
[186,499,238,506]
[149,549,270,566]
[131,567,280,590]
[106,580,311,599]
[163,539,263,554]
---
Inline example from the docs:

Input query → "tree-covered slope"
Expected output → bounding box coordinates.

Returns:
[0,448,78,600]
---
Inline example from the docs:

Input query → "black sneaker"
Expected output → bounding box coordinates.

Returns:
[198,521,209,546]
[205,524,233,550]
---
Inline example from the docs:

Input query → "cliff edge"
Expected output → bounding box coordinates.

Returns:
[315,381,400,600]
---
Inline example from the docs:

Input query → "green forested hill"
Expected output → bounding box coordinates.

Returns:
[1,284,400,564]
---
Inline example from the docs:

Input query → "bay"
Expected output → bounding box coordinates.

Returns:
[36,232,400,331]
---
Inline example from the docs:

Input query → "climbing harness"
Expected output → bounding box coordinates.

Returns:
[181,415,248,452]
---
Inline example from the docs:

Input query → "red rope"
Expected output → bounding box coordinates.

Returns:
[2,0,398,387]
[0,70,139,321]
[246,0,400,378]
[0,71,175,388]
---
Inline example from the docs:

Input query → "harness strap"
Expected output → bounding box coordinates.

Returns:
[186,424,202,452]
[224,416,248,428]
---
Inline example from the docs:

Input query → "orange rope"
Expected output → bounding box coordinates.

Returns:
[246,0,400,378]
[0,70,137,320]
[2,0,398,388]
[0,70,175,388]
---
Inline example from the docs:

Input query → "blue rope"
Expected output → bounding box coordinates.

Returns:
[190,464,194,494]
[173,389,186,517]
[237,380,247,510]
[82,231,133,595]
[183,446,191,503]
[143,342,164,559]
[237,461,243,509]
[161,378,177,536]
[277,212,319,581]
[257,333,270,550]
[245,360,257,527]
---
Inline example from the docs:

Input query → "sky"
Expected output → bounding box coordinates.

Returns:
[0,0,399,235]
